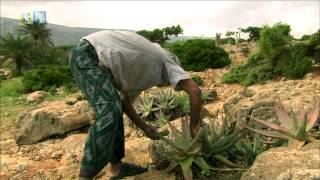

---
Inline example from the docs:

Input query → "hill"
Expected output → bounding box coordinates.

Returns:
[0,17,211,46]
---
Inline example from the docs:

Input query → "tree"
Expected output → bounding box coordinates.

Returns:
[226,31,235,44]
[241,26,262,41]
[18,19,53,48]
[137,25,183,45]
[0,34,34,75]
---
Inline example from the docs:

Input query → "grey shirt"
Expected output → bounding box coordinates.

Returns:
[82,30,190,100]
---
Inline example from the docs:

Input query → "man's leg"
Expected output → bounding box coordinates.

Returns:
[69,40,125,178]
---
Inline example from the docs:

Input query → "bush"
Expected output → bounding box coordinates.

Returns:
[166,39,231,71]
[33,47,70,66]
[191,75,204,86]
[258,22,291,65]
[275,44,312,79]
[222,54,276,86]
[22,65,74,92]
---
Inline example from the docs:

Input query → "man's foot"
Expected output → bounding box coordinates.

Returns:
[109,163,148,180]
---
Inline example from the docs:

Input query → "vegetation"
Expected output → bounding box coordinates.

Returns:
[166,39,231,71]
[18,19,54,48]
[137,25,183,45]
[0,34,34,75]
[22,65,74,92]
[0,77,24,97]
[222,22,314,86]
[191,75,204,86]
[243,98,320,149]
[241,26,262,41]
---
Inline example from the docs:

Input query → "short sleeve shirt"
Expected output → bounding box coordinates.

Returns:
[82,30,190,100]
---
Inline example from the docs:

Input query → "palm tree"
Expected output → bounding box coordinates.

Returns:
[18,19,53,48]
[0,34,34,75]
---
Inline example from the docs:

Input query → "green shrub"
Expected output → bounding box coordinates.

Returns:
[222,54,276,86]
[275,44,312,79]
[22,65,74,92]
[191,75,204,86]
[258,22,291,65]
[222,22,313,86]
[33,47,70,66]
[305,30,320,64]
[166,39,231,71]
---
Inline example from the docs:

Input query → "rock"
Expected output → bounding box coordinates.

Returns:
[16,162,28,172]
[51,151,63,159]
[241,141,320,180]
[60,133,86,160]
[149,118,183,169]
[224,79,320,124]
[25,91,47,102]
[0,68,12,80]
[14,101,93,145]
[149,140,175,169]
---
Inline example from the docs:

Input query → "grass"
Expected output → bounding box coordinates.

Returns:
[0,77,24,98]
[0,77,73,135]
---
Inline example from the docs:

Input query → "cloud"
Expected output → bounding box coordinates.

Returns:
[1,1,319,37]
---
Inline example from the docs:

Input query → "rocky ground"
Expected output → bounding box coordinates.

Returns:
[1,42,319,179]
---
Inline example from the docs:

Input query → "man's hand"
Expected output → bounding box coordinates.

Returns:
[121,96,161,140]
[141,124,161,140]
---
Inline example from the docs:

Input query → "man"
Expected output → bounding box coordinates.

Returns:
[69,30,201,180]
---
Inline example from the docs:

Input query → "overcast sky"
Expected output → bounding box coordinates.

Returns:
[1,1,319,38]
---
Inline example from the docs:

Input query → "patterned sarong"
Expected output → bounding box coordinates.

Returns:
[69,40,124,178]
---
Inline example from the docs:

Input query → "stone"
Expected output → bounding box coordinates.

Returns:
[241,141,320,180]
[224,79,320,124]
[13,101,93,145]
[25,91,47,102]
[16,162,28,172]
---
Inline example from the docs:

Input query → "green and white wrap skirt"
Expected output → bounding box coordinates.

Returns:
[69,40,125,178]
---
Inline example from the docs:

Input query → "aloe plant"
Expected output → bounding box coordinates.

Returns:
[201,89,217,103]
[244,98,320,149]
[159,113,242,180]
[159,117,210,180]
[135,94,159,119]
[235,136,264,167]
[174,93,190,114]
[154,110,171,127]
[201,113,242,167]
[154,89,176,112]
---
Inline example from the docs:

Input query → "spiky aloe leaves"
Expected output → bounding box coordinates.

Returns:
[153,89,176,112]
[245,97,320,149]
[159,117,210,180]
[136,94,159,119]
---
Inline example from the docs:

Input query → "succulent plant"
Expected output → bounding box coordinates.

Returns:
[159,117,209,180]
[235,136,264,167]
[174,93,190,114]
[201,112,242,167]
[154,110,171,127]
[154,89,176,113]
[135,94,159,119]
[159,112,242,179]
[244,97,320,149]
[201,89,217,103]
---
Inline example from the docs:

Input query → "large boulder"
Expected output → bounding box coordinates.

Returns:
[14,99,94,145]
[241,141,320,180]
[224,79,320,123]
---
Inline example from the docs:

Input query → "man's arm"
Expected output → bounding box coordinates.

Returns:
[178,79,202,137]
[121,96,160,140]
